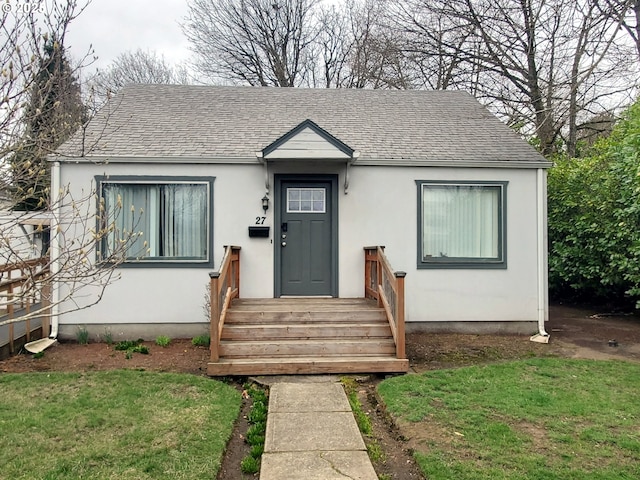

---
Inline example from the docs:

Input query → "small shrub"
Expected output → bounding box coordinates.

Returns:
[115,339,148,357]
[249,444,264,459]
[155,335,171,347]
[101,329,113,345]
[246,422,266,446]
[131,344,149,354]
[192,334,210,347]
[247,401,267,423]
[115,340,140,351]
[241,384,268,473]
[246,386,268,404]
[76,326,89,345]
[33,351,45,359]
[240,455,260,474]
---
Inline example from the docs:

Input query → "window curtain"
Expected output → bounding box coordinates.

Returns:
[423,185,499,259]
[103,184,159,259]
[161,184,207,258]
[103,183,207,260]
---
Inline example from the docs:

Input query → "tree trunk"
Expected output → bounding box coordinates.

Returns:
[634,0,640,59]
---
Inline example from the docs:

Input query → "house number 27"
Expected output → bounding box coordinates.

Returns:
[255,216,266,225]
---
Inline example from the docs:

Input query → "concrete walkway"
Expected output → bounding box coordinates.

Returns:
[260,382,378,480]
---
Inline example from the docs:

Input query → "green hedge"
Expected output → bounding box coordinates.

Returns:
[548,99,640,307]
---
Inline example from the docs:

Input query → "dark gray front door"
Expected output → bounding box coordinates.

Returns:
[276,176,337,296]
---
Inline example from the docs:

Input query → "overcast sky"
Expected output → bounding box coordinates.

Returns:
[66,0,191,73]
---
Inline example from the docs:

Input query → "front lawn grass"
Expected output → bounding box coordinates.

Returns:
[0,370,241,479]
[379,358,640,480]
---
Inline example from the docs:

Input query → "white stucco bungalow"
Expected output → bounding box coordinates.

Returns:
[50,85,551,371]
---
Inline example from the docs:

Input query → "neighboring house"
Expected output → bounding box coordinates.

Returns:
[0,209,50,359]
[0,211,49,262]
[51,85,551,341]
[0,190,50,262]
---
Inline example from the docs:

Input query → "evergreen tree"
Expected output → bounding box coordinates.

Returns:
[11,36,85,211]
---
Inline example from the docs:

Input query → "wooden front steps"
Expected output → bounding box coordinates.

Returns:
[207,298,409,376]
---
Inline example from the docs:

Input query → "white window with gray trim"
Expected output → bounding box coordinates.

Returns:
[417,180,507,268]
[97,177,213,265]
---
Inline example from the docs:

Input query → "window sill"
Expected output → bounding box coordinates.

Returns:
[417,261,507,270]
[101,260,214,269]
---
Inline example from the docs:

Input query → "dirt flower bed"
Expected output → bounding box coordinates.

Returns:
[0,338,211,374]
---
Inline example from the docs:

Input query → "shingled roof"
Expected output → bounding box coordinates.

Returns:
[55,84,549,166]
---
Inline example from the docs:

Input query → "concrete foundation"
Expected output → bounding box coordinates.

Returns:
[406,320,539,335]
[57,320,540,342]
[57,323,209,342]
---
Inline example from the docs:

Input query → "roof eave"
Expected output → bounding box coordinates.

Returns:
[48,155,260,164]
[49,155,552,169]
[354,158,553,169]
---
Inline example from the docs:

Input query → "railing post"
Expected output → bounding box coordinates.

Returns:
[209,272,220,362]
[364,249,370,298]
[233,247,241,298]
[364,247,376,299]
[395,271,406,359]
[376,247,384,308]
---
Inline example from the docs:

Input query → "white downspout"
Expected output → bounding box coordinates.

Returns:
[49,160,61,339]
[530,167,550,343]
[24,161,61,353]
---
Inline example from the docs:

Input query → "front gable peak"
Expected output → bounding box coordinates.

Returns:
[262,119,354,160]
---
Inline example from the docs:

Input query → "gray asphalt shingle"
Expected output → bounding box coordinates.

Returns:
[55,84,546,164]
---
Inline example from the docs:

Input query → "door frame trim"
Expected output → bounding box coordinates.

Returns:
[274,174,339,298]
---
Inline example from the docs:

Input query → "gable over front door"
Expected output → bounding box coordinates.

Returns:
[274,175,338,297]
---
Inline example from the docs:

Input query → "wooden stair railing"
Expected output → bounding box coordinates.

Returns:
[209,246,241,362]
[364,246,406,359]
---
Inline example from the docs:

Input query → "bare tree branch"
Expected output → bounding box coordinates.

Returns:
[0,1,143,331]
[392,0,639,155]
[183,0,320,86]
[89,49,192,102]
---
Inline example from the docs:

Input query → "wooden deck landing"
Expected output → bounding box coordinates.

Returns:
[207,298,409,376]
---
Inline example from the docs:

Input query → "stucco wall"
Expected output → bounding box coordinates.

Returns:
[339,166,542,323]
[57,160,545,333]
[58,162,272,331]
